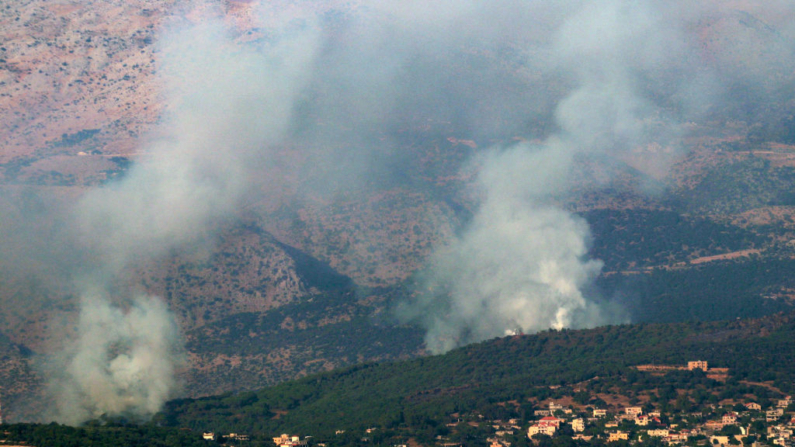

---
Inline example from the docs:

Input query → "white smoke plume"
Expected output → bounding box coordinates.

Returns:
[50,292,179,423]
[48,15,321,423]
[398,0,795,353]
[413,143,607,353]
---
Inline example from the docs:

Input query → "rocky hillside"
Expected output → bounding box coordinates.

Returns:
[2,0,795,423]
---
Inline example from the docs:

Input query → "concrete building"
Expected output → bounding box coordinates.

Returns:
[273,434,308,447]
[608,431,629,442]
[722,413,738,425]
[528,424,557,437]
[625,407,643,416]
[769,409,785,422]
[528,417,562,438]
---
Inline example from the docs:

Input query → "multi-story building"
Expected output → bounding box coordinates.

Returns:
[273,434,308,447]
[625,407,643,416]
[722,413,738,425]
[769,409,785,422]
[528,424,557,438]
[608,431,630,442]
[528,416,562,438]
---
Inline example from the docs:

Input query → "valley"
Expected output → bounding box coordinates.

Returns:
[1,0,795,432]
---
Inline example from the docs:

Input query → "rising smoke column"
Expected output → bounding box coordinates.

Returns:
[412,143,607,353]
[48,18,320,423]
[401,0,714,353]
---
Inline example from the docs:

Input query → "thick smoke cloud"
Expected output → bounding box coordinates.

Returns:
[47,16,321,423]
[407,144,607,353]
[406,2,687,352]
[394,0,795,353]
[49,293,179,423]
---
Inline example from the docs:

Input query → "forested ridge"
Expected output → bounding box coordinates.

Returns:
[158,312,795,437]
[4,313,794,446]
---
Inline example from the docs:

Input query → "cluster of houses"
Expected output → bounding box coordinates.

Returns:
[206,361,794,447]
[202,432,250,442]
[253,395,794,447]
[484,419,523,447]
[520,394,795,447]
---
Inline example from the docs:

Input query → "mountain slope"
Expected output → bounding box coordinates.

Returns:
[157,312,795,436]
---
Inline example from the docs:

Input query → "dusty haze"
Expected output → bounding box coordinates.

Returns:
[1,0,795,421]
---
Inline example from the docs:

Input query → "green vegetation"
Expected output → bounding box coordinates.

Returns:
[584,208,795,323]
[747,113,795,145]
[585,209,765,269]
[597,259,795,323]
[0,422,208,447]
[674,157,795,214]
[156,313,795,440]
[52,129,101,147]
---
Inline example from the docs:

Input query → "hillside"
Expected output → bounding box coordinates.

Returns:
[3,0,795,425]
[157,312,795,438]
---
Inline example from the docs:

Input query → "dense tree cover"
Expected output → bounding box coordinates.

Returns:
[0,422,208,447]
[747,113,795,145]
[583,209,794,323]
[157,313,795,440]
[186,287,421,359]
[598,259,795,323]
[585,209,766,270]
[184,284,425,392]
[673,157,795,214]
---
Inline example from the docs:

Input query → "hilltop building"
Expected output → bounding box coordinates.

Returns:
[528,417,562,438]
[608,431,629,442]
[625,407,643,416]
[688,361,708,371]
[722,413,738,425]
[274,434,308,447]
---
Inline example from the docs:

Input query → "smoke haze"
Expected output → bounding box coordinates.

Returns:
[390,0,795,352]
[2,0,795,421]
[47,14,321,423]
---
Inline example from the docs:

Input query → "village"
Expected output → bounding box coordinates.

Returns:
[518,393,794,447]
[486,361,794,447]
[220,361,795,447]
